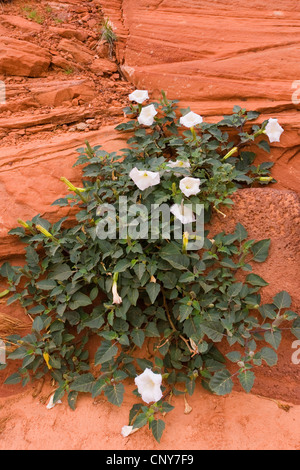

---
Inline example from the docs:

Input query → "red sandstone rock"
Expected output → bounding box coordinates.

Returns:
[0,37,51,77]
[90,58,118,75]
[57,38,94,64]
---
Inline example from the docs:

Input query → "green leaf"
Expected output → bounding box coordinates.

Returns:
[259,304,277,319]
[291,317,300,339]
[258,140,270,153]
[160,253,189,270]
[273,291,291,310]
[150,419,165,443]
[179,304,192,322]
[133,263,146,281]
[246,274,269,287]
[69,292,92,310]
[146,283,161,304]
[114,259,132,273]
[131,329,145,348]
[91,378,107,398]
[94,341,118,365]
[36,280,57,291]
[264,329,281,350]
[145,322,160,338]
[26,246,39,267]
[68,391,78,411]
[226,351,241,363]
[70,373,95,393]
[238,370,255,393]
[202,322,224,343]
[132,412,148,429]
[4,372,22,385]
[50,264,74,281]
[104,383,124,407]
[260,347,278,366]
[32,316,44,333]
[227,282,243,298]
[0,262,15,280]
[210,370,233,395]
[251,239,271,262]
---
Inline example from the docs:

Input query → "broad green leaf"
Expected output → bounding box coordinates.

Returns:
[238,370,255,393]
[36,280,57,290]
[202,322,224,343]
[210,370,233,395]
[260,347,278,366]
[160,253,189,270]
[273,291,291,310]
[150,419,165,443]
[291,317,300,339]
[131,329,145,348]
[68,391,78,411]
[146,283,161,304]
[50,264,74,281]
[70,373,95,393]
[226,351,241,363]
[104,383,124,407]
[264,329,281,350]
[94,341,118,365]
[4,372,22,385]
[91,378,107,398]
[227,282,243,298]
[246,274,269,287]
[69,292,92,310]
[251,239,271,262]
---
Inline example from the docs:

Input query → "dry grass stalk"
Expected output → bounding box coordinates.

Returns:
[0,313,29,338]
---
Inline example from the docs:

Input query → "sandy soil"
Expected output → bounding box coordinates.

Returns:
[0,381,299,450]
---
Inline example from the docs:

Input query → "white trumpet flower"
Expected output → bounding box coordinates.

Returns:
[138,104,157,126]
[134,368,163,404]
[265,118,284,143]
[129,167,160,191]
[179,177,201,197]
[129,90,149,104]
[180,111,203,128]
[170,204,195,224]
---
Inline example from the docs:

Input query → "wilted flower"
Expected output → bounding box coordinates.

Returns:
[134,368,163,404]
[129,167,160,191]
[121,425,134,437]
[265,118,284,143]
[138,104,157,126]
[112,272,122,305]
[167,160,191,170]
[46,394,62,410]
[170,204,195,224]
[180,111,203,128]
[129,90,149,104]
[179,177,201,197]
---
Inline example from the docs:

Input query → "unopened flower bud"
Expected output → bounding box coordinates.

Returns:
[237,361,245,369]
[222,146,238,161]
[259,176,273,182]
[17,219,29,229]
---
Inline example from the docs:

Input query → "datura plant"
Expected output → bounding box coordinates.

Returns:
[0,91,298,443]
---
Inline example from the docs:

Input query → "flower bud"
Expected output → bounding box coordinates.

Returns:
[222,146,238,161]
[112,272,122,305]
[17,219,29,229]
[36,225,53,238]
[259,176,273,182]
